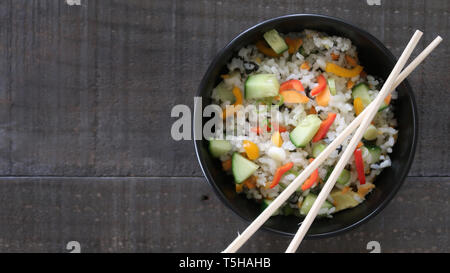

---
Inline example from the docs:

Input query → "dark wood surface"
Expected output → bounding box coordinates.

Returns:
[0,0,448,252]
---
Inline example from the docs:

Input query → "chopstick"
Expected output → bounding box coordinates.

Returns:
[286,33,442,253]
[222,31,441,253]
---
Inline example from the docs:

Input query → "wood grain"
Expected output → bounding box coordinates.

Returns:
[0,176,447,253]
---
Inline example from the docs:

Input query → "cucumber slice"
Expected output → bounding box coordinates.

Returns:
[352,82,371,107]
[312,142,327,158]
[263,29,288,54]
[325,167,351,185]
[231,153,259,184]
[300,193,334,216]
[209,139,232,158]
[366,144,382,164]
[289,115,322,148]
[244,74,280,99]
[211,81,235,103]
[261,199,280,216]
[378,102,389,112]
[327,78,336,95]
[363,124,378,141]
[337,169,351,185]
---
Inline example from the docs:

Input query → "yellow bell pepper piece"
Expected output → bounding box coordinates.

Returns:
[325,63,364,78]
[243,140,259,160]
[354,97,364,116]
[271,131,283,147]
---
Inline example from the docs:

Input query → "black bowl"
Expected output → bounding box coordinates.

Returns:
[193,14,417,238]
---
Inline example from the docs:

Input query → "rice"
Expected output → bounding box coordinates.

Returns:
[211,30,398,217]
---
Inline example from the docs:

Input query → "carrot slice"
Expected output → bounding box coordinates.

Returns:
[345,55,358,66]
[316,86,331,106]
[384,93,392,105]
[279,90,309,104]
[331,52,339,60]
[255,40,279,57]
[300,61,310,70]
[222,159,232,171]
[285,37,303,54]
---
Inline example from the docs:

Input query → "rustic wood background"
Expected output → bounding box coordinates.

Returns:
[0,0,448,252]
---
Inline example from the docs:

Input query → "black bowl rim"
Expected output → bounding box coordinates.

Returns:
[193,14,418,238]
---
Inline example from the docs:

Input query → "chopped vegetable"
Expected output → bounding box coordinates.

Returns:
[279,79,304,92]
[222,86,243,119]
[353,97,364,116]
[312,112,337,142]
[279,90,309,103]
[363,124,378,141]
[232,153,259,184]
[346,80,355,89]
[316,86,331,106]
[222,159,232,171]
[269,162,294,189]
[243,175,257,189]
[263,29,289,54]
[352,83,371,107]
[384,93,392,105]
[366,144,382,164]
[285,37,303,54]
[331,52,339,60]
[312,142,327,158]
[354,148,366,185]
[357,183,375,198]
[243,140,260,160]
[289,114,322,147]
[212,81,235,103]
[300,61,310,70]
[337,169,351,185]
[301,158,319,191]
[271,131,283,147]
[300,193,333,215]
[255,40,279,57]
[330,190,359,212]
[325,63,364,78]
[308,106,317,114]
[235,183,244,193]
[245,74,280,99]
[209,139,232,157]
[345,54,358,66]
[327,78,336,95]
[310,74,327,96]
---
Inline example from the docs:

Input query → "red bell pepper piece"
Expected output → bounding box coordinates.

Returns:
[301,158,319,191]
[269,162,294,189]
[354,148,366,185]
[310,74,327,96]
[312,113,337,142]
[279,79,304,92]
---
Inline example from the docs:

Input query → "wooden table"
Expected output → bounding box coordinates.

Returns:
[0,0,448,252]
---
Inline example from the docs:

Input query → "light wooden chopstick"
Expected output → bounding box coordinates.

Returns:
[223,31,442,253]
[286,33,442,253]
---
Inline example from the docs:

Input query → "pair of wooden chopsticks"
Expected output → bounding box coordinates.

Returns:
[223,30,442,253]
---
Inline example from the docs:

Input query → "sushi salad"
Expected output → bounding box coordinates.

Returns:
[208,29,398,218]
